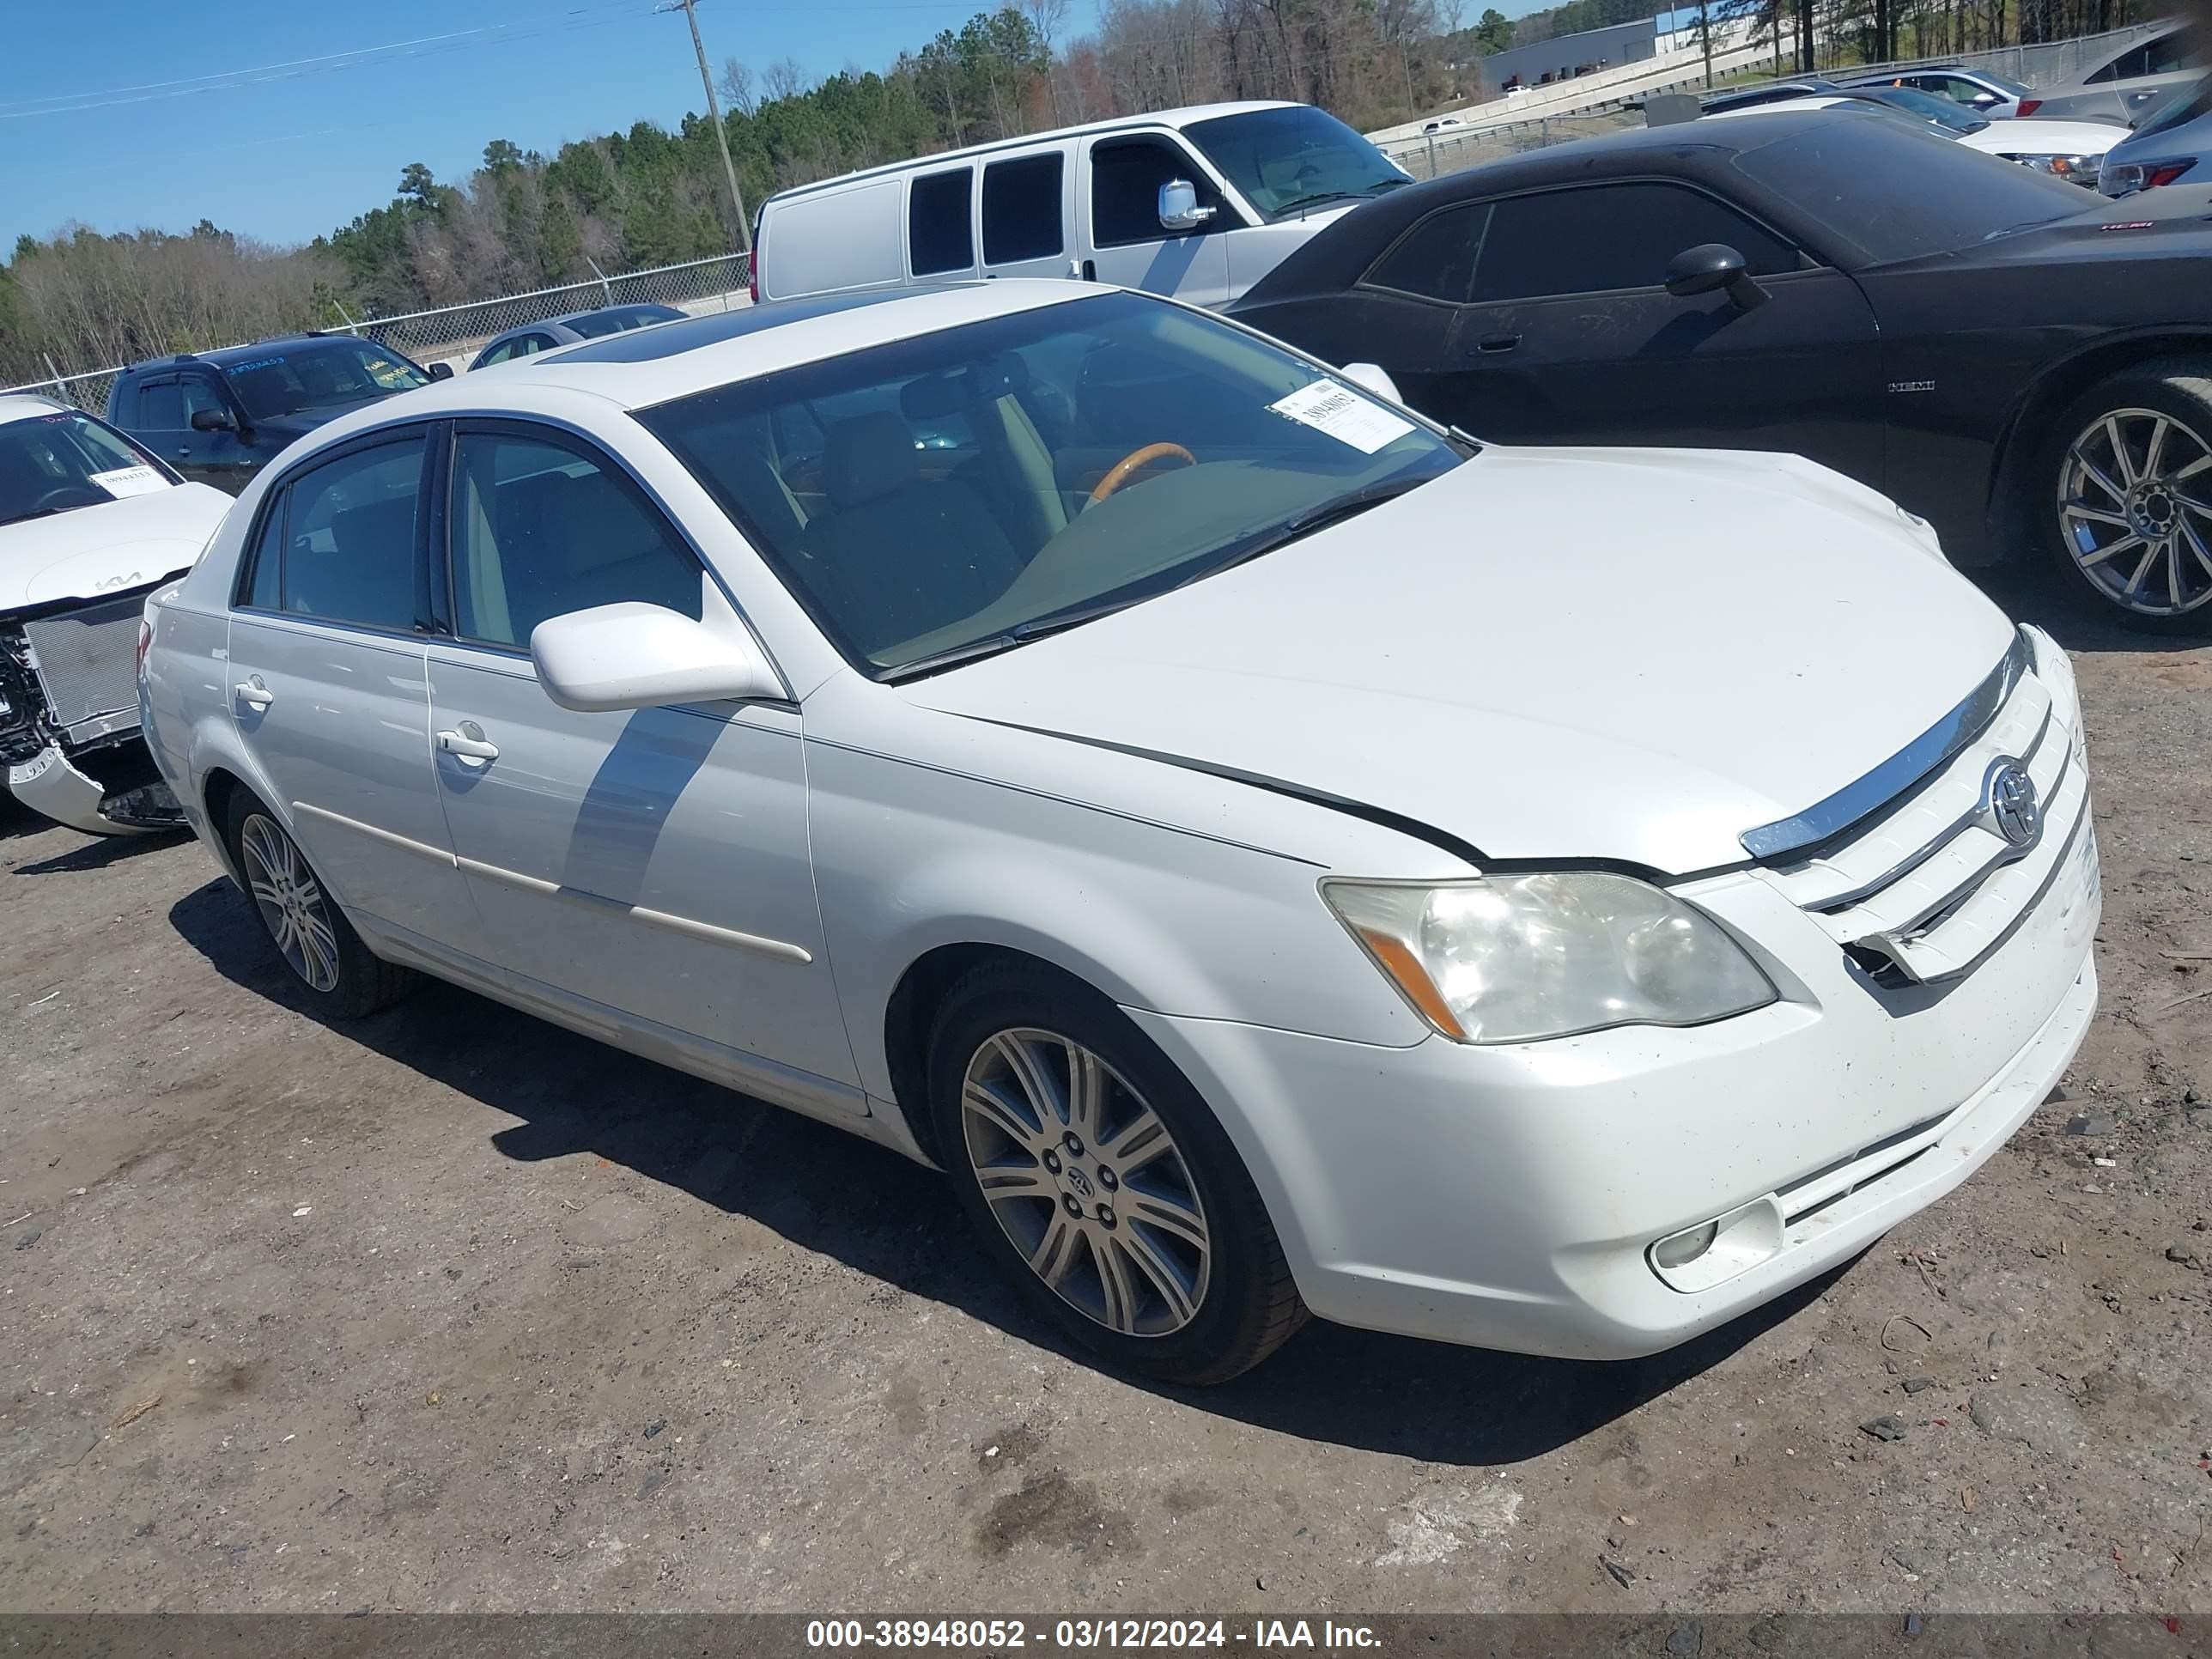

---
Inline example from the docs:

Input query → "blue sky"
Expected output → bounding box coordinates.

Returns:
[0,0,1106,252]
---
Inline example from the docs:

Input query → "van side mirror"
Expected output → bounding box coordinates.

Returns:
[530,602,782,713]
[428,362,455,382]
[189,406,236,433]
[1158,179,1215,234]
[1663,242,1768,311]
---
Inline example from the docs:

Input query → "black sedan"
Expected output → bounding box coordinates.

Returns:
[1231,110,2212,631]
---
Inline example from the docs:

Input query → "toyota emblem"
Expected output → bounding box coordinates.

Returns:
[1982,759,2040,849]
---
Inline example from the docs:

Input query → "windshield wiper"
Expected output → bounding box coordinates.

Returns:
[0,505,76,526]
[1188,476,1433,585]
[1271,190,1362,217]
[878,594,1155,684]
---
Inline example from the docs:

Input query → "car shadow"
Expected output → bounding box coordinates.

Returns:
[12,828,185,873]
[1970,563,2210,654]
[167,875,1844,1468]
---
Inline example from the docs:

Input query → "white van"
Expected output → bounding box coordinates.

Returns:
[750,101,1413,309]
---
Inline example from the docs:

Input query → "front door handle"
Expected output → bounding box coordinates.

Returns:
[436,727,500,763]
[1475,332,1522,354]
[234,677,273,711]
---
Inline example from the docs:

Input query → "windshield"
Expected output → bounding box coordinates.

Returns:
[223,341,430,422]
[641,291,1460,677]
[1182,106,1409,218]
[0,410,173,527]
[1731,117,2088,262]
[1862,86,1989,132]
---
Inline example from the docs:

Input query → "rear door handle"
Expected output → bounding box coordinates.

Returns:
[436,727,500,763]
[234,677,273,711]
[1475,332,1522,354]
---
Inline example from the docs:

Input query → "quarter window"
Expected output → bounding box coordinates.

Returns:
[447,431,705,650]
[1364,204,1493,304]
[908,167,975,276]
[268,439,426,630]
[1471,183,1798,301]
[983,152,1066,264]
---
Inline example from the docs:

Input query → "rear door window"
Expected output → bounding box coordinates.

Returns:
[265,438,428,631]
[908,167,975,276]
[983,152,1066,264]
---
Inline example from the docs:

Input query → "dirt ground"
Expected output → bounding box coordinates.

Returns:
[2,571,2207,1619]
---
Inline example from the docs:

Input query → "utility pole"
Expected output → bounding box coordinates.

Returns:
[660,0,751,252]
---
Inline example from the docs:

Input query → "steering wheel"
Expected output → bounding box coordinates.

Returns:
[33,485,97,514]
[1089,442,1195,504]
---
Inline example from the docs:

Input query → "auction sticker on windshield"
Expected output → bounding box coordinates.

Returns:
[1269,380,1414,453]
[88,465,171,499]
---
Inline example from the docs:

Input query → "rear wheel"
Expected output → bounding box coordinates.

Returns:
[223,789,412,1018]
[927,960,1305,1384]
[2040,365,2212,633]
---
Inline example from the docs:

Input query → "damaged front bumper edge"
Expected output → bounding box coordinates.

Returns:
[7,744,178,837]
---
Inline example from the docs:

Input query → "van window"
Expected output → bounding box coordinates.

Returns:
[983,153,1066,264]
[1091,138,1223,247]
[909,167,975,276]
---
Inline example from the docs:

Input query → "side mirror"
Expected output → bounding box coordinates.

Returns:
[1158,179,1216,234]
[189,406,236,433]
[1338,362,1404,404]
[428,362,455,382]
[530,602,781,713]
[1663,242,1769,312]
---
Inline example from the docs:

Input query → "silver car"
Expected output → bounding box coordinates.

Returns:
[467,303,686,371]
[2017,21,2201,122]
[2098,71,2212,193]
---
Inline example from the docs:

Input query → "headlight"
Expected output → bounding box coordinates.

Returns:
[2019,153,2102,179]
[1322,872,1777,1044]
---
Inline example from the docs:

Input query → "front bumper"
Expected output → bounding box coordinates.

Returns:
[7,743,176,836]
[1128,817,2100,1360]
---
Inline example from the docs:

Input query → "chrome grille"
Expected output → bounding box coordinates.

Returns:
[1753,628,2087,986]
[22,593,143,738]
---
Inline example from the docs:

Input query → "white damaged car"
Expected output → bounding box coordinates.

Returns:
[141,286,2100,1381]
[1,395,231,833]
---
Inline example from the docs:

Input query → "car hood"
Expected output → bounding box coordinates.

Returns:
[903,447,2015,875]
[252,395,389,443]
[0,482,231,610]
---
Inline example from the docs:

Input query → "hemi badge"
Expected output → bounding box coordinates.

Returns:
[1887,380,1936,394]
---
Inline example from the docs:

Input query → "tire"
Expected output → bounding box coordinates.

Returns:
[222,788,412,1019]
[926,959,1306,1385]
[2035,361,2212,635]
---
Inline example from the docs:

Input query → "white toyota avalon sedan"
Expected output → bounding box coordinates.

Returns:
[138,283,2100,1382]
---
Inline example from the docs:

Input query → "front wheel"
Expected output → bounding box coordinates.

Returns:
[2040,364,2212,633]
[927,961,1305,1384]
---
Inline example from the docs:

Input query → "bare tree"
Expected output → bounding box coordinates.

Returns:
[763,58,810,104]
[718,57,757,116]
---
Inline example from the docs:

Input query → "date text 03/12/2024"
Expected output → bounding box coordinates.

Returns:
[805,1620,1382,1650]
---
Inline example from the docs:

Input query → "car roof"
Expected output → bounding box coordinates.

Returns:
[274,282,1109,452]
[118,335,362,375]
[0,392,70,427]
[762,100,1301,202]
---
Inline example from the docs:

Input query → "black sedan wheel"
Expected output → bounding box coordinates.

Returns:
[2048,367,2212,632]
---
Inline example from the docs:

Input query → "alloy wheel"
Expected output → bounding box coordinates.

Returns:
[2057,406,2212,618]
[959,1028,1212,1337]
[238,813,342,994]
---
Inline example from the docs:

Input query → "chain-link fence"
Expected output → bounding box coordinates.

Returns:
[1,251,755,417]
[1395,18,2160,181]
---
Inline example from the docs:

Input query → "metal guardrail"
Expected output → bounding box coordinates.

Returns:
[1393,18,2162,181]
[2,251,756,417]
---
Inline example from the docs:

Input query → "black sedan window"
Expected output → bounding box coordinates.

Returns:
[1729,120,2086,264]
[1468,183,1799,302]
